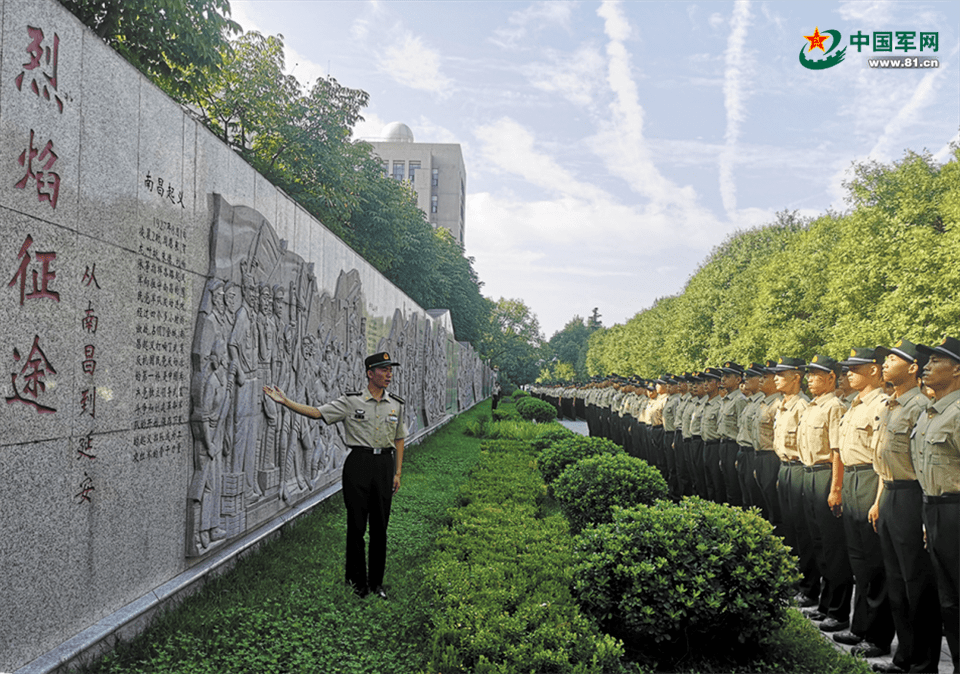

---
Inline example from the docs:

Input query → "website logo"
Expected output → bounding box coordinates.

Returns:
[799,27,846,70]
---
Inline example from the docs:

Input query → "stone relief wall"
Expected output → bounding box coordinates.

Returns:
[186,197,466,558]
[0,1,491,670]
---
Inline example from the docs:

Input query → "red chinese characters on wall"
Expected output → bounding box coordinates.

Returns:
[14,26,64,113]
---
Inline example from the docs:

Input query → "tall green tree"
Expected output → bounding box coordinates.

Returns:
[59,0,240,99]
[586,149,960,374]
[478,298,544,386]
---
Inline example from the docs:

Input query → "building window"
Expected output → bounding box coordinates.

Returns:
[431,195,438,213]
[408,161,420,182]
[431,168,439,187]
[392,161,405,181]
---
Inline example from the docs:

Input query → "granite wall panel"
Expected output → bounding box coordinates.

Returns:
[1,1,491,671]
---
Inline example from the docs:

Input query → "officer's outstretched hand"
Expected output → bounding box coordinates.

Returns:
[263,385,286,404]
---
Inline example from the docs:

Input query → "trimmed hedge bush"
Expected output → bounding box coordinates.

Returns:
[553,453,668,533]
[572,499,800,668]
[512,389,530,398]
[537,436,623,486]
[426,439,625,674]
[515,396,558,423]
[528,425,576,452]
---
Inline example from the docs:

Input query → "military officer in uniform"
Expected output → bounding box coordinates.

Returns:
[872,339,941,674]
[772,357,818,608]
[718,362,747,507]
[833,347,894,657]
[797,354,854,632]
[913,336,960,673]
[700,368,725,502]
[264,351,407,600]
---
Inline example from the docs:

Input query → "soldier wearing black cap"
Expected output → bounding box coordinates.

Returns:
[772,357,819,608]
[797,354,854,633]
[679,374,702,497]
[689,374,710,498]
[833,347,894,657]
[718,361,747,507]
[736,363,766,512]
[913,336,960,672]
[662,376,683,500]
[264,351,406,599]
[700,368,725,502]
[753,361,784,530]
[872,339,942,674]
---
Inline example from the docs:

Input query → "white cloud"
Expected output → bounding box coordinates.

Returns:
[837,1,897,24]
[719,0,752,217]
[379,32,452,94]
[525,45,605,108]
[491,1,576,49]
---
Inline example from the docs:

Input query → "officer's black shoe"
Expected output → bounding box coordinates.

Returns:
[802,608,827,621]
[871,663,905,673]
[832,630,864,646]
[348,582,368,598]
[818,617,850,632]
[794,593,818,608]
[852,642,890,658]
[372,585,388,600]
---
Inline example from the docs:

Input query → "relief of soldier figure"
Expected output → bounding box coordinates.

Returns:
[186,197,484,557]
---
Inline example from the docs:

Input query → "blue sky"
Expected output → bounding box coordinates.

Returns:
[231,0,959,338]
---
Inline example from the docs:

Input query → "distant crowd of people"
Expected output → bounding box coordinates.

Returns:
[530,336,960,674]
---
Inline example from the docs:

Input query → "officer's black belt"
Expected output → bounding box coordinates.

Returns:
[690,435,702,442]
[782,459,802,466]
[804,462,832,473]
[922,492,960,504]
[883,479,920,490]
[703,439,721,446]
[348,445,393,455]
[844,463,874,473]
[738,445,755,452]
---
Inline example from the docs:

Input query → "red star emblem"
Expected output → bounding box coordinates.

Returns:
[804,27,831,52]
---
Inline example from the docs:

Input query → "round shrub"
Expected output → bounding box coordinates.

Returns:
[515,396,558,423]
[512,389,530,398]
[553,453,668,533]
[572,499,800,668]
[529,425,576,453]
[537,436,622,486]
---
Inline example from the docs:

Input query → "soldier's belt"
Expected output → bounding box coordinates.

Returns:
[703,439,721,446]
[348,445,393,455]
[922,493,960,504]
[803,463,832,472]
[883,479,920,491]
[844,463,874,473]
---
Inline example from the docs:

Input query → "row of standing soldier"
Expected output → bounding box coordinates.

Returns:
[532,336,959,674]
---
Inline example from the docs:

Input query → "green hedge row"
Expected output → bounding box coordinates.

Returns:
[515,396,558,423]
[425,439,625,674]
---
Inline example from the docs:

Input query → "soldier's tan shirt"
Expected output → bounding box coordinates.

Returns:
[755,392,783,452]
[797,391,844,466]
[719,389,748,441]
[647,394,666,426]
[872,386,925,481]
[773,393,809,461]
[910,389,960,496]
[679,394,696,438]
[317,389,407,449]
[700,394,723,441]
[663,393,681,432]
[737,391,765,448]
[837,387,888,466]
[690,396,707,437]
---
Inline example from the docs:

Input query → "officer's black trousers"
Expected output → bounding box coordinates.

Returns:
[802,466,854,621]
[877,482,942,673]
[842,466,895,646]
[342,449,394,591]
[923,499,960,672]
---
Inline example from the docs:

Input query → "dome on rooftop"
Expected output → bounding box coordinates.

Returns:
[381,122,414,143]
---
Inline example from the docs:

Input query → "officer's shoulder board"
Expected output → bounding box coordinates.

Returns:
[344,390,363,397]
[389,391,405,404]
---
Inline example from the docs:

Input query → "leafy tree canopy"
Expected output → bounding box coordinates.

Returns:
[588,149,960,377]
[59,0,241,99]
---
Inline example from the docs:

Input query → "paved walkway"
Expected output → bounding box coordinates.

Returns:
[556,415,955,673]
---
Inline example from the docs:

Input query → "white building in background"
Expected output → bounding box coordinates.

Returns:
[367,122,467,246]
